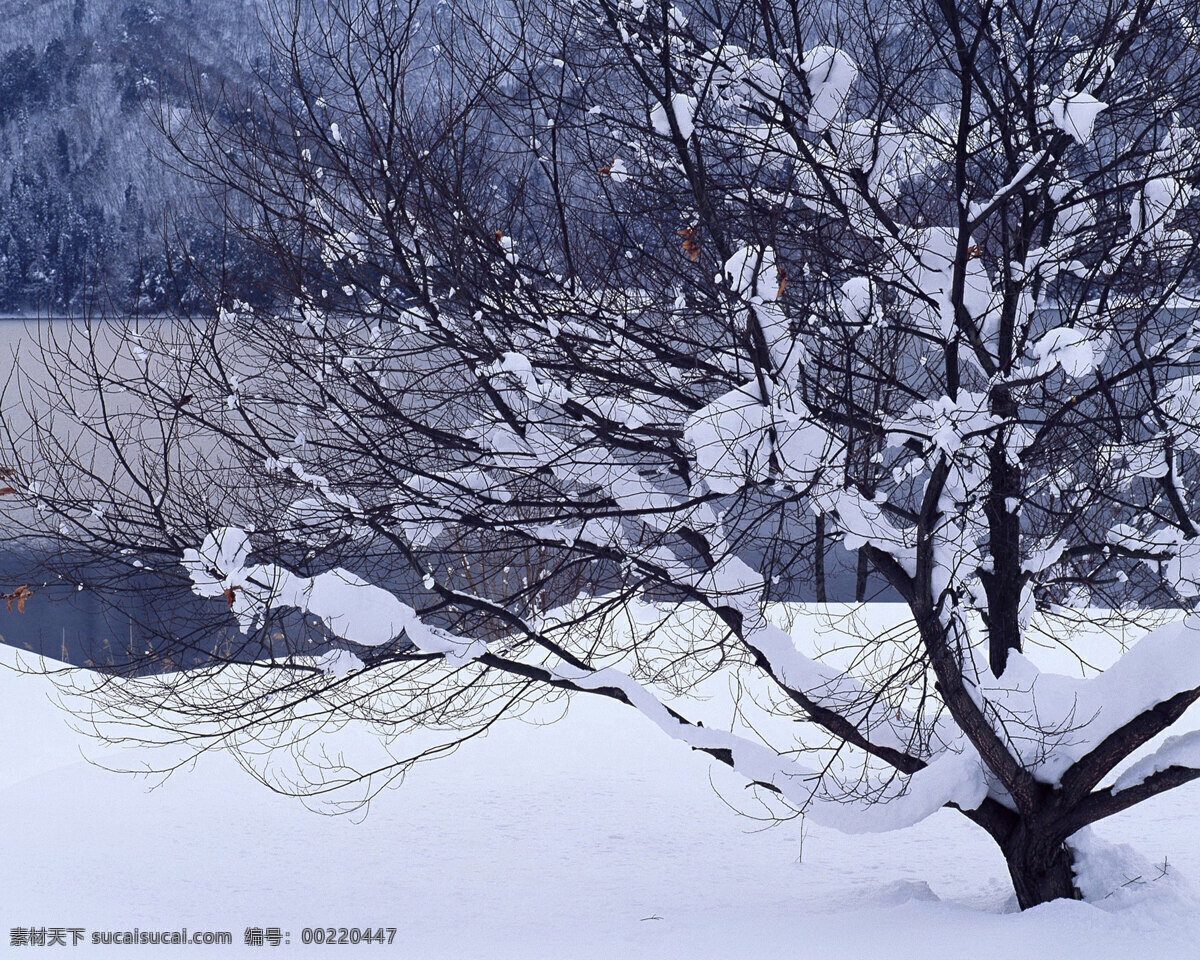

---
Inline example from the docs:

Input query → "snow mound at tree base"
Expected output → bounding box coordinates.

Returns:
[1071,826,1194,911]
[861,878,941,905]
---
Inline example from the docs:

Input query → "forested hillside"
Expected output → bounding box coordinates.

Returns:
[0,0,268,313]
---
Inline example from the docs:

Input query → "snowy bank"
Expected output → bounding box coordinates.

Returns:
[2,607,1199,958]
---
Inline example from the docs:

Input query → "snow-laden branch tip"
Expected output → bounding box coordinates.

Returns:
[1048,91,1107,144]
[651,93,697,141]
[801,46,857,131]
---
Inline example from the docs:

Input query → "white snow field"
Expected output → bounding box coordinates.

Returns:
[2,606,1199,959]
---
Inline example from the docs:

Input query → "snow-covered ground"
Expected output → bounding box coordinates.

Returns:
[3,607,1199,958]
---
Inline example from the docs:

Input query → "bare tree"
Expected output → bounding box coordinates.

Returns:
[9,0,1200,910]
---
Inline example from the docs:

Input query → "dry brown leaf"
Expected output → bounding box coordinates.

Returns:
[678,227,701,261]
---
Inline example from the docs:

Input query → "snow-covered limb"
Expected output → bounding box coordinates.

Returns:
[1028,326,1107,380]
[967,152,1049,226]
[683,379,836,494]
[1107,526,1200,598]
[1112,730,1200,794]
[745,620,924,760]
[183,527,486,664]
[813,486,918,576]
[971,615,1200,786]
[182,528,993,831]
[551,658,986,833]
[882,226,999,342]
[884,391,999,457]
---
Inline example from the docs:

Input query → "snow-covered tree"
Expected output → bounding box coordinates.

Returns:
[11,0,1200,909]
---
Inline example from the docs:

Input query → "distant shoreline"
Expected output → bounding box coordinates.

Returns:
[0,321,178,328]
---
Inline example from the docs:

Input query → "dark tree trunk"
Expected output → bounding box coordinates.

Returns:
[814,514,827,603]
[1002,826,1081,910]
[855,550,869,602]
[981,384,1023,677]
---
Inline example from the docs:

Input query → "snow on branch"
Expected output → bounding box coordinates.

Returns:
[800,46,858,131]
[181,527,989,832]
[683,380,836,494]
[1111,730,1200,794]
[1048,91,1107,144]
[555,658,986,834]
[650,93,697,141]
[182,527,485,665]
[975,616,1200,785]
